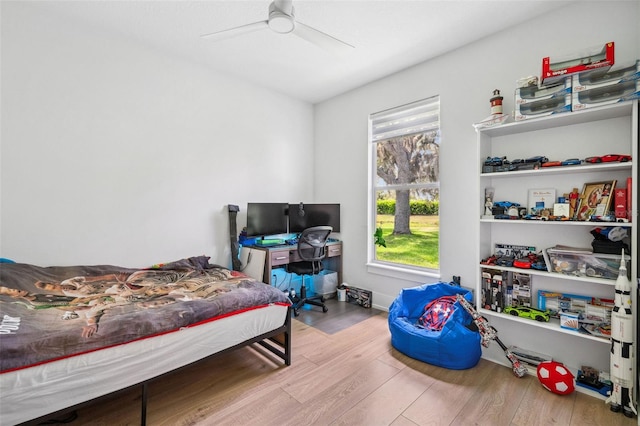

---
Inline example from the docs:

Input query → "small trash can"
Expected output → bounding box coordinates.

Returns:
[313,270,338,296]
[337,287,347,301]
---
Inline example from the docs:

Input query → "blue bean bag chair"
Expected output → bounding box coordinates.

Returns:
[388,282,482,370]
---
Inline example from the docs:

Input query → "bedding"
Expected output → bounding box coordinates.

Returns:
[0,256,291,424]
[0,255,290,373]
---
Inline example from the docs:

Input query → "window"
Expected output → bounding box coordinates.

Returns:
[368,96,440,273]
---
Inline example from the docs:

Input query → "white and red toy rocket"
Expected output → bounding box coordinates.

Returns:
[606,249,637,418]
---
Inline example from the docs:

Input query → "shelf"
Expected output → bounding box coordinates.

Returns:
[478,101,634,137]
[480,218,633,228]
[476,99,637,377]
[481,161,632,178]
[478,264,618,286]
[479,308,611,344]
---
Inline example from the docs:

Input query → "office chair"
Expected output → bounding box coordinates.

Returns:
[286,226,333,317]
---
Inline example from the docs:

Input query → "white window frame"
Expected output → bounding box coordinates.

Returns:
[367,96,441,280]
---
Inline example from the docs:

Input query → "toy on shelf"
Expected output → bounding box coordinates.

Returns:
[577,366,612,397]
[541,42,614,85]
[455,294,527,378]
[606,250,637,418]
[503,305,550,322]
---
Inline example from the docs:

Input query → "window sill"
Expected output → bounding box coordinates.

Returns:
[366,262,440,283]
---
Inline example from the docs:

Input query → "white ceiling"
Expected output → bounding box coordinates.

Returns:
[38,0,575,104]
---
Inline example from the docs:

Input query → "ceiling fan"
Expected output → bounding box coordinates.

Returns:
[201,0,354,54]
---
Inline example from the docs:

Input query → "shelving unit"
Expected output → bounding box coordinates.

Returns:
[475,100,638,397]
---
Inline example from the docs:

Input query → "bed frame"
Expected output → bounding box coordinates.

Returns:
[18,306,292,426]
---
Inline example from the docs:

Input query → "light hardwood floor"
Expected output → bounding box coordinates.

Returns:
[54,301,635,426]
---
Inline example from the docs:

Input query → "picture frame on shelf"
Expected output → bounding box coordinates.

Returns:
[575,180,616,221]
[527,188,556,215]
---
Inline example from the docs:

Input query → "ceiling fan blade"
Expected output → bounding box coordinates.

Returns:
[201,20,269,41]
[292,21,354,54]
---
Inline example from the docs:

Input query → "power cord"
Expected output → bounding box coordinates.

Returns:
[239,251,252,272]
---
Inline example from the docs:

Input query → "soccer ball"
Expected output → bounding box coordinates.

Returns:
[537,361,575,395]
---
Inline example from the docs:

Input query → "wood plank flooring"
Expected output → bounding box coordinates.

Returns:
[42,299,635,426]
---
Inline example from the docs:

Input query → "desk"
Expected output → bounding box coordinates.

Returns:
[251,241,342,287]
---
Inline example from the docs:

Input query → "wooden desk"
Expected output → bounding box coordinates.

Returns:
[251,241,343,286]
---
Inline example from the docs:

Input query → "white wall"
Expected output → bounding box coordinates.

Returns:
[0,2,315,267]
[316,0,639,308]
[315,1,639,370]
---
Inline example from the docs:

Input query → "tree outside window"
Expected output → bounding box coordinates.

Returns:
[369,96,440,271]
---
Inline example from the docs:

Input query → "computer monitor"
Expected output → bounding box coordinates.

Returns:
[246,203,289,237]
[288,203,340,233]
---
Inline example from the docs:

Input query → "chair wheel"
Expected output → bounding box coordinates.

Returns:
[322,306,328,313]
[294,309,300,317]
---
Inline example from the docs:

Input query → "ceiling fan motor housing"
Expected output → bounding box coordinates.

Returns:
[268,2,295,34]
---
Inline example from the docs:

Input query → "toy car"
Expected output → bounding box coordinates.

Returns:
[561,158,582,166]
[494,214,513,220]
[513,258,531,268]
[525,156,549,164]
[523,214,542,220]
[589,214,616,222]
[512,156,548,165]
[584,156,602,163]
[484,156,507,166]
[493,201,520,208]
[496,255,514,267]
[601,154,631,162]
[586,154,632,163]
[480,255,497,265]
[531,260,548,270]
[541,161,562,167]
[503,306,550,322]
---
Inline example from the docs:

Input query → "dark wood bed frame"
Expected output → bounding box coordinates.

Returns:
[19,306,292,426]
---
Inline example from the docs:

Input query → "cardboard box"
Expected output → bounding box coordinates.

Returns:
[515,95,571,121]
[538,290,592,318]
[542,42,615,85]
[615,188,627,219]
[515,78,571,105]
[560,311,581,330]
[512,273,531,307]
[573,60,639,92]
[585,303,612,323]
[572,79,639,111]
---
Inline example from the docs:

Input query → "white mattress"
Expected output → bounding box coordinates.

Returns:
[0,303,288,426]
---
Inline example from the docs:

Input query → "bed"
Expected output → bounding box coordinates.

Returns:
[0,256,292,425]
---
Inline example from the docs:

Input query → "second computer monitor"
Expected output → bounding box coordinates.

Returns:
[289,203,340,233]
